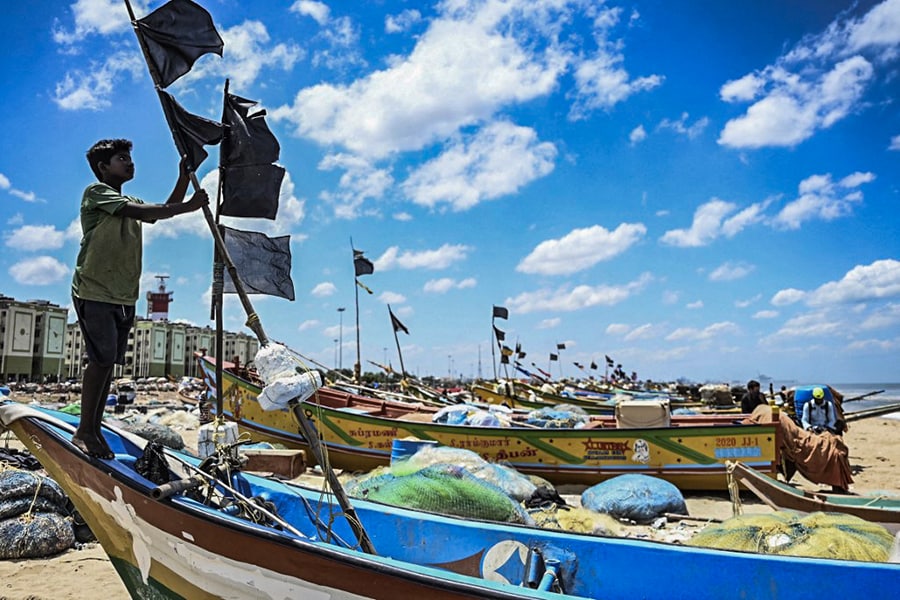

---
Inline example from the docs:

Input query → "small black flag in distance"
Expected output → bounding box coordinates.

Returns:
[354,250,375,277]
[492,305,509,320]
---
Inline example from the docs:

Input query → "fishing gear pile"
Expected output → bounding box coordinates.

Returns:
[0,470,76,559]
[687,511,896,562]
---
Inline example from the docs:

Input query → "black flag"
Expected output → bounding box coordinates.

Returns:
[354,250,374,277]
[222,93,280,165]
[493,326,505,342]
[221,226,294,300]
[389,306,409,335]
[159,91,222,168]
[605,355,615,366]
[221,164,284,219]
[557,342,566,350]
[590,361,598,370]
[136,0,224,88]
[492,305,508,320]
[220,92,284,219]
[549,353,558,362]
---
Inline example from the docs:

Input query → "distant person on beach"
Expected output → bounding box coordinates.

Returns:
[801,386,839,435]
[70,138,208,459]
[740,379,767,413]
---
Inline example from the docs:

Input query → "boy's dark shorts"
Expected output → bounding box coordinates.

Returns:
[72,297,135,367]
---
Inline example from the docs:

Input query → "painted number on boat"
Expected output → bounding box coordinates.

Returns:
[714,436,762,458]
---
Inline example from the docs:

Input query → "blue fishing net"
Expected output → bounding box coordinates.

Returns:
[525,405,590,429]
[581,474,688,523]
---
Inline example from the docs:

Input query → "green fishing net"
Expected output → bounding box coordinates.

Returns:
[687,511,895,562]
[529,505,622,536]
[344,464,533,524]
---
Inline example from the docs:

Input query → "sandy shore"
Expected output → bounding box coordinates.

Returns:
[1,395,898,599]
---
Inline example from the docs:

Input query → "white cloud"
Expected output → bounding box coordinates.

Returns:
[859,303,900,330]
[298,319,320,331]
[686,300,704,309]
[311,282,336,297]
[807,259,900,306]
[773,171,874,229]
[290,1,330,26]
[753,310,779,319]
[52,0,139,45]
[605,323,630,336]
[659,199,735,247]
[657,112,709,139]
[423,277,477,293]
[53,51,144,111]
[771,311,842,338]
[624,323,657,341]
[517,223,646,276]
[9,256,70,285]
[506,273,652,314]
[385,9,422,34]
[379,291,406,304]
[538,317,561,329]
[0,173,9,189]
[665,321,739,342]
[189,21,304,90]
[771,288,806,306]
[708,261,755,282]
[5,225,66,251]
[890,134,900,150]
[717,0,899,150]
[735,294,762,308]
[402,121,557,211]
[375,244,471,271]
[629,125,647,145]
[319,153,393,219]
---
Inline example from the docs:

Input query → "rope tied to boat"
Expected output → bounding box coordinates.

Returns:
[726,461,743,516]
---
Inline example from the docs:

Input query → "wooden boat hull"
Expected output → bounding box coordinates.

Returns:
[3,403,899,600]
[0,404,571,600]
[731,461,900,533]
[198,356,779,490]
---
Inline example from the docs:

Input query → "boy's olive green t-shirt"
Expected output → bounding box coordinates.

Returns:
[71,182,145,305]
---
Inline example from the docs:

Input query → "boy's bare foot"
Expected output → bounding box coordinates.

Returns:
[72,434,114,460]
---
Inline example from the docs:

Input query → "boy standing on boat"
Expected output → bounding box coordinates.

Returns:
[740,380,767,413]
[70,139,207,458]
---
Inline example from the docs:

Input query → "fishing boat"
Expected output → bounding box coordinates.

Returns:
[4,403,900,599]
[729,461,900,533]
[197,354,779,490]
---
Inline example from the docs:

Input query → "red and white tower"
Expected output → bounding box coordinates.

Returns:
[146,275,173,321]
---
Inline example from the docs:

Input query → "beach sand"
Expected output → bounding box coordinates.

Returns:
[1,395,898,600]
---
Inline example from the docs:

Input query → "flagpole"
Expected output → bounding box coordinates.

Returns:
[490,314,497,380]
[124,0,267,348]
[389,306,407,378]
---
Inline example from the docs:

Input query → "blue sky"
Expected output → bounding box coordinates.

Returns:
[2,0,899,384]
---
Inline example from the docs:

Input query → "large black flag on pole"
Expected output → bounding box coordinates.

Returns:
[159,91,223,168]
[221,226,294,300]
[125,0,267,348]
[219,89,285,219]
[136,0,224,88]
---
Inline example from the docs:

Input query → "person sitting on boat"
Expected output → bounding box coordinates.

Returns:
[801,387,839,435]
[740,380,767,413]
[70,139,208,459]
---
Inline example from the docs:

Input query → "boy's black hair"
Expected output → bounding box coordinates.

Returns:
[86,138,132,180]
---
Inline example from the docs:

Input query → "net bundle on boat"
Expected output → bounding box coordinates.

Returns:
[0,470,75,559]
[686,511,895,562]
[525,405,590,429]
[344,464,533,524]
[581,473,688,523]
[395,445,537,502]
[529,505,623,536]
